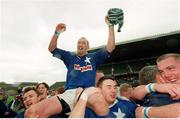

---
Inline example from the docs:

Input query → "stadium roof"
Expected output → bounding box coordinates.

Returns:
[89,30,180,63]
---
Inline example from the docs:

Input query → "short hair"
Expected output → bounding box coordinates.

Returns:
[36,82,49,90]
[23,86,40,96]
[97,76,117,88]
[156,53,180,63]
[119,83,132,94]
[138,65,158,85]
[78,37,89,47]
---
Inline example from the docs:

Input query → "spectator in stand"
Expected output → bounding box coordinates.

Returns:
[0,98,17,118]
[36,82,49,101]
[0,88,7,103]
[56,86,65,94]
[50,86,65,97]
[10,87,24,114]
[50,89,56,97]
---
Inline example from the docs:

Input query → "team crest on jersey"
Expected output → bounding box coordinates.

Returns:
[113,108,125,117]
[84,57,91,65]
[74,64,92,72]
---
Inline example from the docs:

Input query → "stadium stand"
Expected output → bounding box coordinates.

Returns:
[90,30,180,86]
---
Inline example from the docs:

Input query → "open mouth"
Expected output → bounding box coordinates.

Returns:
[111,94,116,99]
[169,78,177,83]
[79,47,83,50]
[27,102,32,107]
[78,47,84,51]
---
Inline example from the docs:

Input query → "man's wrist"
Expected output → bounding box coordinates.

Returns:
[106,20,114,28]
[108,25,114,28]
[54,31,61,37]
[143,107,152,118]
[145,83,155,93]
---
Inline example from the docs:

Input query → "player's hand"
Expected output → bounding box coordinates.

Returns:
[55,23,66,33]
[105,16,113,27]
[135,106,144,118]
[154,83,180,100]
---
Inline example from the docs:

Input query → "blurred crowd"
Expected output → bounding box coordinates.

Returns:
[0,83,65,118]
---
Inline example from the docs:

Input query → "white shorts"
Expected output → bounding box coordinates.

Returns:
[57,88,77,111]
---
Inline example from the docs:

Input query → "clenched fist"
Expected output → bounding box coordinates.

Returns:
[55,23,66,33]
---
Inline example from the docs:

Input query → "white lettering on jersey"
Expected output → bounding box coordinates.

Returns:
[74,64,92,72]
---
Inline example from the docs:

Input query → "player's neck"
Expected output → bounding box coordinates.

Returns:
[77,52,88,57]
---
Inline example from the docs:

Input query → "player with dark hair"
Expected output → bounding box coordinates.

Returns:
[70,76,137,118]
[36,82,49,101]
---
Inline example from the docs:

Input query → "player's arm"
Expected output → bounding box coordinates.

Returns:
[132,83,180,100]
[105,16,115,53]
[69,93,88,118]
[69,87,99,118]
[106,8,124,53]
[136,103,180,118]
[132,85,147,100]
[48,23,66,52]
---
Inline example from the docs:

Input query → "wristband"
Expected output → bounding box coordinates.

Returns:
[146,83,155,93]
[80,92,88,101]
[143,107,152,118]
[106,20,114,27]
[54,31,61,36]
[108,23,114,28]
[109,25,114,28]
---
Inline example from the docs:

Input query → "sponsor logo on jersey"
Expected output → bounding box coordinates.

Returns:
[74,64,93,72]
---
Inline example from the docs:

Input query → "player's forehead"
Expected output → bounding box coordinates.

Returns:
[158,57,179,69]
[78,37,88,44]
[23,90,36,98]
[38,84,46,88]
[102,79,117,87]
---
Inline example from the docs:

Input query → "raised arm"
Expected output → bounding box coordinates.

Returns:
[105,17,115,53]
[48,23,66,52]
